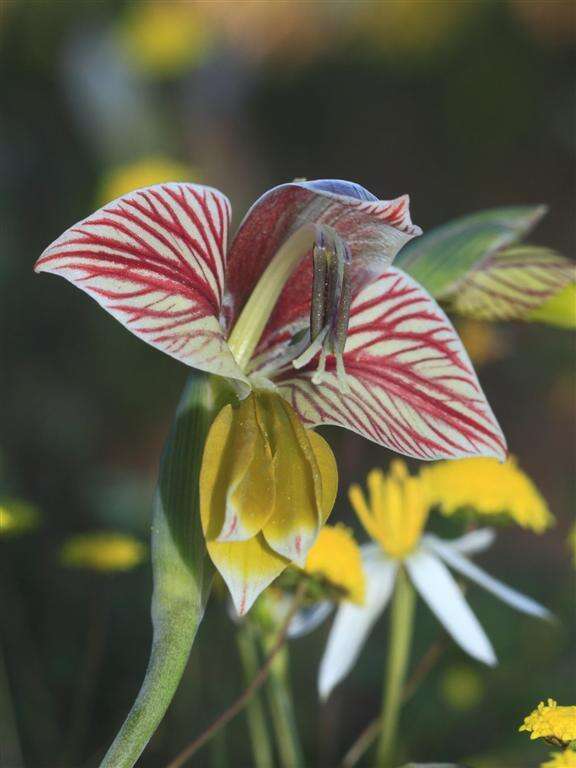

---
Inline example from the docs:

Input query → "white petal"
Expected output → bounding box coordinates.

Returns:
[318,554,397,701]
[432,528,497,555]
[406,550,496,666]
[287,601,334,639]
[424,537,552,620]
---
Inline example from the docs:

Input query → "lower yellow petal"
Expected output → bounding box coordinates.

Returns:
[308,431,338,524]
[207,534,288,615]
[260,394,324,566]
[200,397,274,543]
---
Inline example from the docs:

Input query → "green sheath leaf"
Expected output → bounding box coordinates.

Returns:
[99,372,237,768]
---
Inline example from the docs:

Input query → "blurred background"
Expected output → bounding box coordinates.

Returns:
[1,1,574,766]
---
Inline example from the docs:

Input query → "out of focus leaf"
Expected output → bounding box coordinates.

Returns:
[99,372,237,768]
[528,280,576,328]
[445,246,576,325]
[396,205,546,297]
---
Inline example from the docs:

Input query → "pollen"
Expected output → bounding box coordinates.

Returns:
[349,460,430,559]
[422,456,553,533]
[519,699,576,744]
[304,524,365,604]
[60,532,147,573]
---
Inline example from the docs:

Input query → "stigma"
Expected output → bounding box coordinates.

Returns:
[292,225,352,393]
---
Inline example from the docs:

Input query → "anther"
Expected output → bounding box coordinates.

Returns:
[292,225,353,393]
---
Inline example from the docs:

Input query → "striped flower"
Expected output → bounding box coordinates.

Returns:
[35,179,506,613]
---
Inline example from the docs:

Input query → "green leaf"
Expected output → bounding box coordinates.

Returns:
[99,372,237,768]
[396,205,547,297]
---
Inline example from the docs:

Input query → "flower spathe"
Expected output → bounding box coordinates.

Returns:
[520,700,576,744]
[35,179,506,612]
[319,462,551,700]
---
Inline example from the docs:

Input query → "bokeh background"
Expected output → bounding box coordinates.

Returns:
[1,1,575,767]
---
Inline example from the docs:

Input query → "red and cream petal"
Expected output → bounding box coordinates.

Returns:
[207,534,289,616]
[277,267,507,461]
[35,183,247,384]
[223,180,422,339]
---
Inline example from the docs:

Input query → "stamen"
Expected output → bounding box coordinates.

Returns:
[292,326,329,370]
[292,225,353,393]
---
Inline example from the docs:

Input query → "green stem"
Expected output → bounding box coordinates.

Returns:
[236,624,275,768]
[99,373,237,768]
[376,568,416,768]
[264,642,304,768]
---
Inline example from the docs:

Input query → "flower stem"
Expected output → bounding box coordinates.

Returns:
[376,567,416,768]
[264,643,304,768]
[166,582,306,768]
[236,624,275,768]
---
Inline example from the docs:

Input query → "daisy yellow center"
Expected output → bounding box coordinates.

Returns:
[303,524,365,604]
[422,456,553,533]
[349,460,429,559]
[60,532,147,572]
[519,700,576,744]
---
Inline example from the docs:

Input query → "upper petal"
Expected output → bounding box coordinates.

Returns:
[35,183,247,385]
[223,180,422,339]
[279,266,507,461]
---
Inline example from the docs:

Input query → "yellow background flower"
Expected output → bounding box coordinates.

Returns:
[118,2,213,76]
[541,748,576,768]
[423,456,553,532]
[349,460,429,559]
[520,699,576,743]
[98,157,198,206]
[304,524,365,605]
[0,499,40,536]
[60,532,147,572]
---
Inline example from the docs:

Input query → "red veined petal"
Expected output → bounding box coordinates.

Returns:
[277,267,506,461]
[223,180,422,338]
[35,183,247,384]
